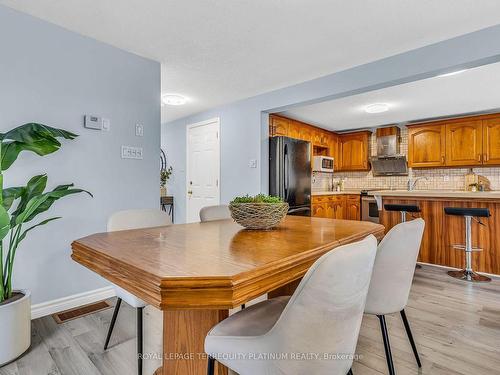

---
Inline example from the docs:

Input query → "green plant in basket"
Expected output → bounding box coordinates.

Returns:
[229,194,288,230]
[230,194,283,204]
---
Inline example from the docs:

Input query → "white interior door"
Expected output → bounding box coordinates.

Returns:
[186,118,220,223]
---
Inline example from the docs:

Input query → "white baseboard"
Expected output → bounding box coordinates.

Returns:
[31,286,116,320]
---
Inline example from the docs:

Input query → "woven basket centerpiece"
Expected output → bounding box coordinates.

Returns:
[229,195,288,230]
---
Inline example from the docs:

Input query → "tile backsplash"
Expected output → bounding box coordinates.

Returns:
[312,127,500,191]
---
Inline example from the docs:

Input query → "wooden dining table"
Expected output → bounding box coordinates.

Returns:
[71,216,384,375]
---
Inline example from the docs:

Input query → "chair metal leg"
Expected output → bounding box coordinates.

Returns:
[104,298,122,350]
[207,356,215,375]
[400,309,422,368]
[378,315,395,375]
[347,369,353,375]
[137,307,144,375]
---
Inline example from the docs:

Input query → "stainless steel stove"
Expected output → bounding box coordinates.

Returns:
[360,190,380,223]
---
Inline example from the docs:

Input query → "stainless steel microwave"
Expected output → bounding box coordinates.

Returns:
[313,156,334,172]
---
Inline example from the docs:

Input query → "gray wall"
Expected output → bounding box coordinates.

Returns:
[162,24,500,224]
[0,5,161,304]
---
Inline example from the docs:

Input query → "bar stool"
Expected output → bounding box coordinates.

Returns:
[444,207,491,282]
[384,204,421,223]
[384,204,422,269]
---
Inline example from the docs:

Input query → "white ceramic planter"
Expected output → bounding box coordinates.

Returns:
[0,290,31,366]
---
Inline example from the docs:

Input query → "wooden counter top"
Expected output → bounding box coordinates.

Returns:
[373,189,500,200]
[312,190,362,196]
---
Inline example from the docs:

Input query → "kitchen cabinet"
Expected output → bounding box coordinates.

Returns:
[269,115,289,137]
[287,120,301,139]
[483,117,500,165]
[408,113,500,168]
[328,133,340,170]
[312,202,328,218]
[269,115,373,171]
[312,194,361,220]
[445,119,483,166]
[329,196,345,219]
[345,195,361,221]
[408,124,446,168]
[338,131,371,171]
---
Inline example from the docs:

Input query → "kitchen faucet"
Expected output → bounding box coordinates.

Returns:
[407,176,428,191]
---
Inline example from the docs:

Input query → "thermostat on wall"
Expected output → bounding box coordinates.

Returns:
[84,115,103,130]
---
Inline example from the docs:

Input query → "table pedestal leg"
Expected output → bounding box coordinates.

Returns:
[268,278,302,298]
[154,309,229,375]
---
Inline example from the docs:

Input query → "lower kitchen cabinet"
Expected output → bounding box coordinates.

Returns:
[312,194,361,220]
[345,195,361,220]
[312,202,328,218]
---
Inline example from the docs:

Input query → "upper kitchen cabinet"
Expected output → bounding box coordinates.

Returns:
[408,124,446,168]
[408,113,500,168]
[445,119,483,166]
[483,117,500,165]
[338,131,371,171]
[269,114,289,137]
[328,133,340,169]
[287,119,299,139]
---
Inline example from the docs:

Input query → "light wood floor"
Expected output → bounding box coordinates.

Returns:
[1,265,499,375]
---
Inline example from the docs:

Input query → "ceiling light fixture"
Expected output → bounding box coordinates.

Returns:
[437,69,467,78]
[161,94,188,106]
[365,103,389,114]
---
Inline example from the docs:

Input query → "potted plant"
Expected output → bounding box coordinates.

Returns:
[229,194,289,230]
[160,166,172,197]
[0,123,91,366]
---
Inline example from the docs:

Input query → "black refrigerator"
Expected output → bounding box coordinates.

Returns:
[269,136,311,216]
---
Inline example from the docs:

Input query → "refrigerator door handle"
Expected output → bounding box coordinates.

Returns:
[284,144,289,200]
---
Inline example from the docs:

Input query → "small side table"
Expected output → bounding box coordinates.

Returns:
[160,195,174,223]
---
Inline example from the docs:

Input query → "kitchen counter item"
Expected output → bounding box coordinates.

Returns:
[372,190,500,199]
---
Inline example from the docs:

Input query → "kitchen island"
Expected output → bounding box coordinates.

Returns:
[374,190,500,275]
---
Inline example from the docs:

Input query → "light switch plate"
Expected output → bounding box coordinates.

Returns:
[135,123,144,137]
[102,118,110,131]
[121,146,143,160]
[249,159,257,168]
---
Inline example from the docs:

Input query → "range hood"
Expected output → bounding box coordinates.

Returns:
[370,128,408,176]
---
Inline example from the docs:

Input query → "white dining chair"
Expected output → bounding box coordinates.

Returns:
[364,218,425,375]
[205,235,378,375]
[200,204,231,222]
[104,209,172,375]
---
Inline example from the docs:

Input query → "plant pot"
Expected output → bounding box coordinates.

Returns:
[160,186,167,197]
[0,290,31,366]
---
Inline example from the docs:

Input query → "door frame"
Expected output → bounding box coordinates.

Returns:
[185,117,221,222]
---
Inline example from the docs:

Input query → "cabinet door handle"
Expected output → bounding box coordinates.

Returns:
[441,156,445,164]
[478,154,482,162]
[484,153,489,162]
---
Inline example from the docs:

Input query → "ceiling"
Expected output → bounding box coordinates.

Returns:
[3,1,500,123]
[279,62,500,131]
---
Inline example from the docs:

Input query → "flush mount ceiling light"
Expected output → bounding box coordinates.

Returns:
[365,103,389,114]
[161,94,188,106]
[437,69,467,78]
